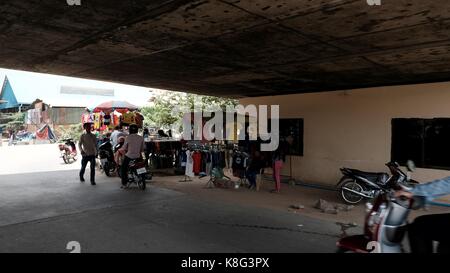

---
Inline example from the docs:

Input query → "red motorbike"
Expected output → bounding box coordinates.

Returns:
[336,160,448,253]
[59,139,77,164]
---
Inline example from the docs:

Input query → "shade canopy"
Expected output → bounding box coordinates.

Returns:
[93,100,139,113]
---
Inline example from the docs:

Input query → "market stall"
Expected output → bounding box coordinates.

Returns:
[82,100,144,132]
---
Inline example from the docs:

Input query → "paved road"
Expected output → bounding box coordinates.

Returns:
[0,143,79,175]
[0,169,349,253]
[0,144,349,253]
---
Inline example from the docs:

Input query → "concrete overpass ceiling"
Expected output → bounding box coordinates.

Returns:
[1,0,450,97]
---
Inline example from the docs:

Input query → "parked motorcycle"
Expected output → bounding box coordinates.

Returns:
[337,161,418,204]
[97,139,116,177]
[59,139,77,164]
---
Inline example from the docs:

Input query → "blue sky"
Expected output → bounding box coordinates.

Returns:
[0,67,162,108]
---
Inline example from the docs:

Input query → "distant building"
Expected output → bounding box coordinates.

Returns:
[0,76,31,113]
[0,75,154,137]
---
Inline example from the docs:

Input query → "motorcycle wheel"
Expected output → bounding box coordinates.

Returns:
[340,180,364,204]
[104,163,111,177]
[145,173,152,181]
[137,175,146,190]
[336,247,350,253]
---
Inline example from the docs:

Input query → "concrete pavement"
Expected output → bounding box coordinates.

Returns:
[0,170,343,253]
[0,143,79,175]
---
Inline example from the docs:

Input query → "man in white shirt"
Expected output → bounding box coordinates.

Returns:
[120,124,144,188]
[110,126,127,147]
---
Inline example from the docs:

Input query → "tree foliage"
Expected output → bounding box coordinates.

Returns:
[0,112,25,132]
[58,123,84,142]
[141,92,238,130]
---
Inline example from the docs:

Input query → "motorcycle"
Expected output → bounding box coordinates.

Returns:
[336,186,427,253]
[97,139,116,177]
[337,161,418,204]
[59,139,77,164]
[337,160,450,253]
[114,137,152,185]
[121,158,148,190]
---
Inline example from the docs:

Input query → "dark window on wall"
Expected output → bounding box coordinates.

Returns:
[261,118,304,156]
[391,118,450,170]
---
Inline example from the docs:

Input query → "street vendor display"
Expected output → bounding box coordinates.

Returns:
[87,100,144,132]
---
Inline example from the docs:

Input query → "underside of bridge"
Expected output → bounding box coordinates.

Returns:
[1,1,450,97]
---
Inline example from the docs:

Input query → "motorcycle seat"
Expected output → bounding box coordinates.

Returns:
[345,168,388,182]
[129,159,145,169]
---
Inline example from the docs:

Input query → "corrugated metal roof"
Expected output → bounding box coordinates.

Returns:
[0,76,20,109]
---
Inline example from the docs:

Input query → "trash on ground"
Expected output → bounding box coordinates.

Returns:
[290,204,305,210]
[314,199,355,214]
[335,222,358,237]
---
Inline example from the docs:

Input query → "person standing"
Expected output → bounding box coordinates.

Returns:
[246,151,264,190]
[271,148,285,193]
[8,129,15,146]
[120,124,144,189]
[78,123,97,185]
[143,128,153,168]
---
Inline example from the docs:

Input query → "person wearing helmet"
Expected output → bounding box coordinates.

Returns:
[119,124,144,188]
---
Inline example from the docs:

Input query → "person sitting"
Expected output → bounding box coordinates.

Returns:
[119,124,144,189]
[114,136,126,170]
[157,129,169,138]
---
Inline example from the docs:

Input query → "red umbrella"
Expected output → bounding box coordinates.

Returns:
[93,100,139,113]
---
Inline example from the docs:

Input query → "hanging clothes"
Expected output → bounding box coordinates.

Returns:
[232,152,248,178]
[112,111,122,127]
[81,112,93,124]
[93,113,102,130]
[192,151,202,175]
[185,150,195,177]
[135,112,144,128]
[103,113,111,126]
[204,151,212,175]
[122,112,136,125]
[180,150,187,167]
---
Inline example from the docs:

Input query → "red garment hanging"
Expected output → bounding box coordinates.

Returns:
[192,151,202,175]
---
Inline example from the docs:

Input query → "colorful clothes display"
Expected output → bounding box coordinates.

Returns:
[122,112,136,125]
[81,112,93,124]
[103,114,111,126]
[93,113,102,130]
[135,112,144,128]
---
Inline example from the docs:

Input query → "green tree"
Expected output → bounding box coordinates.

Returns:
[0,112,25,131]
[141,91,238,130]
[58,123,84,142]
